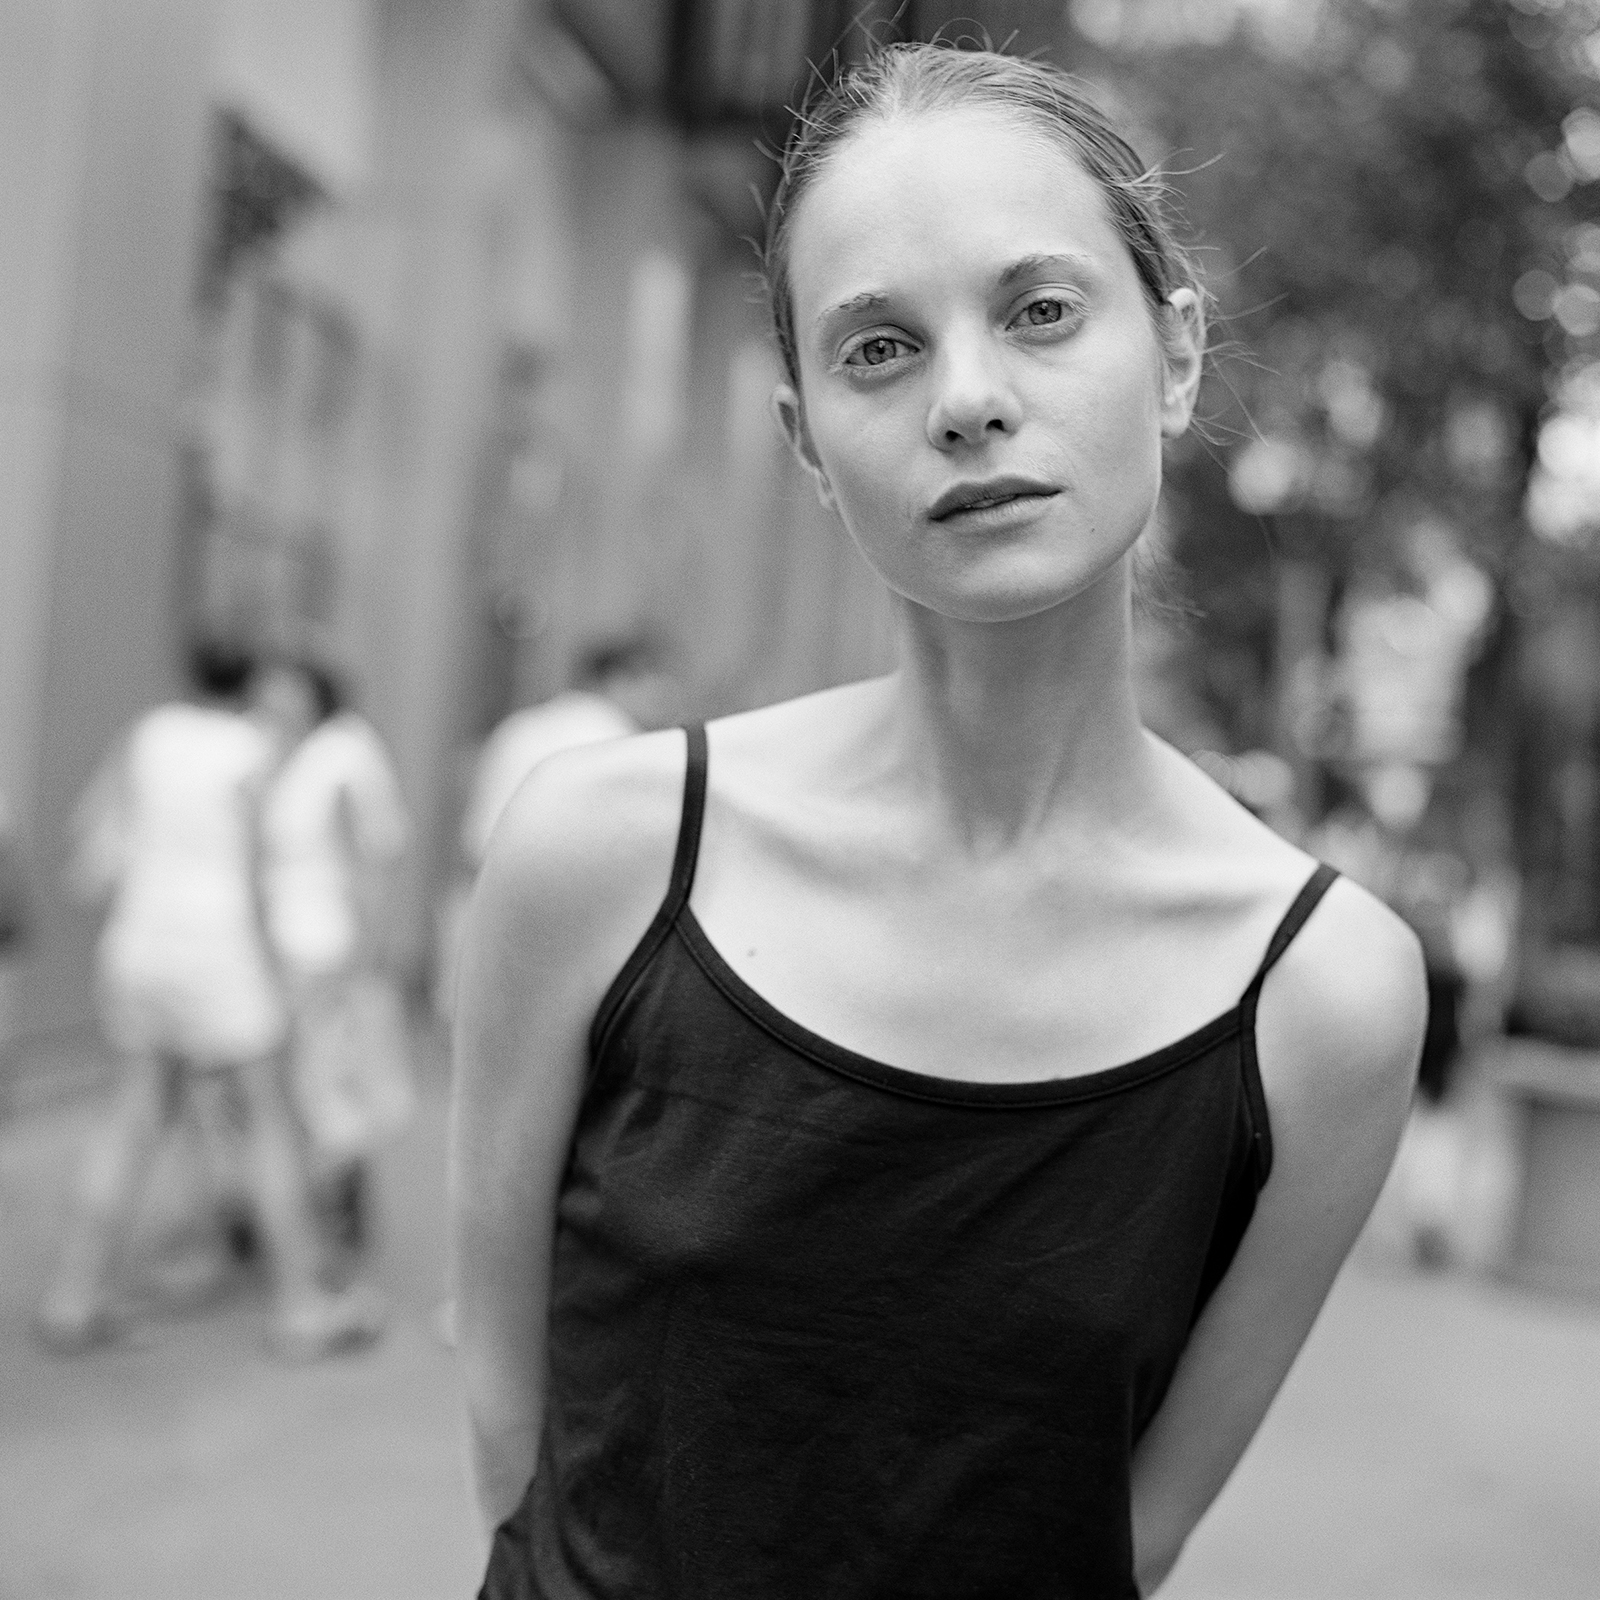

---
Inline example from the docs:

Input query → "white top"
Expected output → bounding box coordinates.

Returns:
[262,714,409,977]
[95,703,286,1060]
[460,691,635,868]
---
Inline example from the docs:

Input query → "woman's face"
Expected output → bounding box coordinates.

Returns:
[776,107,1201,624]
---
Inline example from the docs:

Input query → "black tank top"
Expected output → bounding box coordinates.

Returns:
[482,725,1338,1600]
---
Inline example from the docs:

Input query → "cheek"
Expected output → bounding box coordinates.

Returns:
[810,406,910,526]
[1049,349,1165,492]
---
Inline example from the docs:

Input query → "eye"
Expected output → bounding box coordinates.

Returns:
[1008,294,1082,333]
[842,334,916,369]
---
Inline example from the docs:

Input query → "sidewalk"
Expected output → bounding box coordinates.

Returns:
[0,1045,481,1600]
[3,1054,1599,1599]
[1165,1259,1600,1598]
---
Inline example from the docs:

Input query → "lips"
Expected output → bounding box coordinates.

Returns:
[928,477,1059,521]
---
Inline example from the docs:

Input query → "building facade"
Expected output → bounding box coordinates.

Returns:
[1,0,905,1061]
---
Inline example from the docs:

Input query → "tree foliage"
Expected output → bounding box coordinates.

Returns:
[1054,0,1600,748]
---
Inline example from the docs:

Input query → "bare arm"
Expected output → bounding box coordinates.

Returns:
[449,732,683,1542]
[339,725,412,967]
[1130,879,1426,1594]
[241,770,279,968]
[332,781,394,969]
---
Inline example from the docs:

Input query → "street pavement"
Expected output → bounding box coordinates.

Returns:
[3,1044,1599,1600]
[0,1041,481,1600]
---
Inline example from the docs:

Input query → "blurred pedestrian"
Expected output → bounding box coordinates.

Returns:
[454,44,1424,1599]
[435,633,676,1021]
[37,638,382,1359]
[460,634,675,873]
[255,657,413,1262]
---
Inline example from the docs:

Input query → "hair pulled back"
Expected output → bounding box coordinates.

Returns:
[187,635,255,702]
[763,42,1202,391]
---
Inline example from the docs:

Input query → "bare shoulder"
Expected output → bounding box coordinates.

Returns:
[1149,737,1424,1108]
[470,726,690,986]
[1256,872,1427,1120]
[484,726,686,874]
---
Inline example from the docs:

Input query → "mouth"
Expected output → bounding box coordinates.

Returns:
[928,478,1060,522]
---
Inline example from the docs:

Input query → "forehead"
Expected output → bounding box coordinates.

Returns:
[786,106,1131,319]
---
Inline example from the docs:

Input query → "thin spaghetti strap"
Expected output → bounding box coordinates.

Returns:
[1238,862,1340,1185]
[588,724,709,1061]
[661,723,708,921]
[1242,862,1340,1003]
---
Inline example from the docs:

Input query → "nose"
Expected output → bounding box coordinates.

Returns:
[924,326,1023,450]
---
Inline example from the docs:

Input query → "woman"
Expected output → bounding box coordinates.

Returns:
[39,639,374,1359]
[257,657,412,1257]
[453,45,1424,1598]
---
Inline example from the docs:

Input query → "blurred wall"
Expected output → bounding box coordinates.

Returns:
[516,89,896,720]
[1,0,898,1056]
[332,0,521,973]
[1,0,218,1046]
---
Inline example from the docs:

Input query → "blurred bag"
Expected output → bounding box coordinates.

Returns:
[292,972,416,1162]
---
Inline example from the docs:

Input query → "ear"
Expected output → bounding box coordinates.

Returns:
[1158,287,1205,439]
[771,383,837,513]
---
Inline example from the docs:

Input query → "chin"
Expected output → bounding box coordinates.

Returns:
[890,543,1131,626]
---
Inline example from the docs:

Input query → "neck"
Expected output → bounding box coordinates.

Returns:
[879,562,1155,847]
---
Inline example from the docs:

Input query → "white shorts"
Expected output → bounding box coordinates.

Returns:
[98,936,287,1067]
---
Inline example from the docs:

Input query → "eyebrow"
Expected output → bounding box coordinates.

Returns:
[812,289,894,333]
[811,253,1100,335]
[997,251,1098,289]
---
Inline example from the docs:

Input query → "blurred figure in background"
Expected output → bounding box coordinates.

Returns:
[435,633,677,1021]
[37,639,381,1358]
[459,634,676,873]
[255,658,412,1269]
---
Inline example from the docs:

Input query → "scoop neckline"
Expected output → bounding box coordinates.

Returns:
[673,904,1243,1109]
